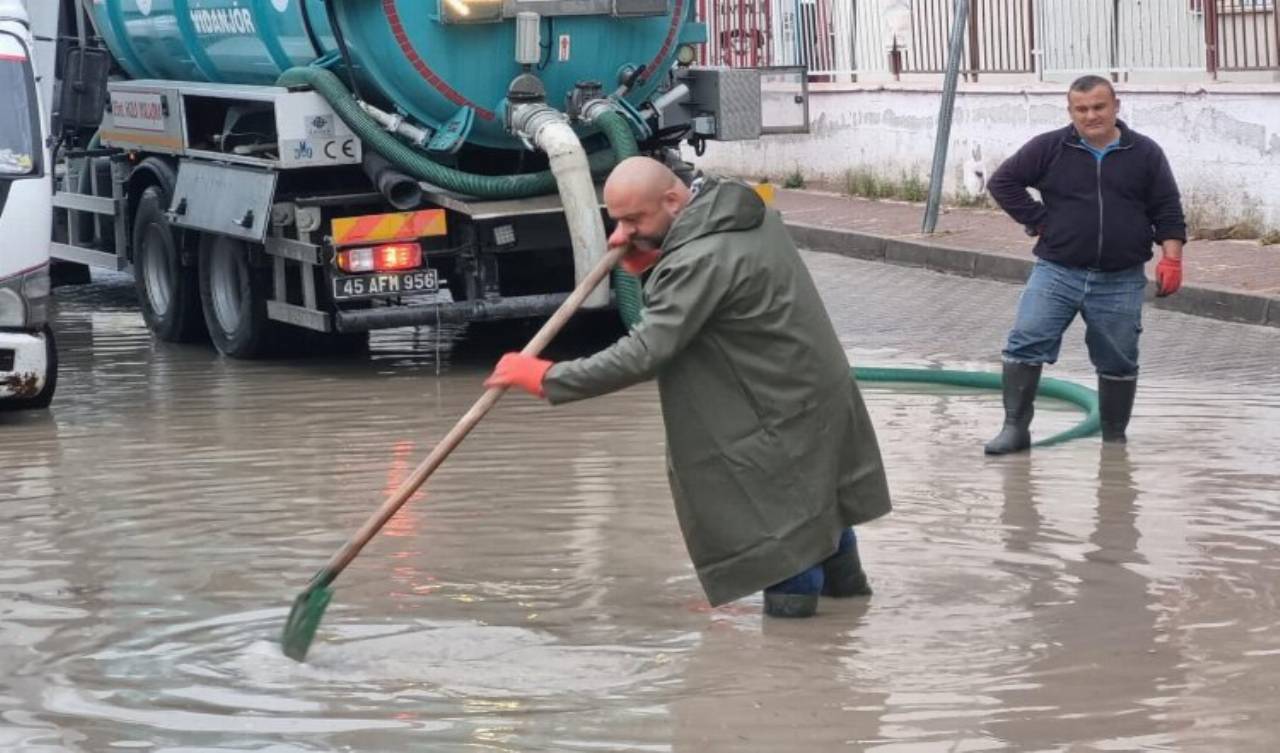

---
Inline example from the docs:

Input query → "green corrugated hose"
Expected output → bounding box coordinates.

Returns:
[615,299,1099,447]
[852,367,1100,447]
[276,66,629,199]
[278,64,648,305]
[593,110,646,316]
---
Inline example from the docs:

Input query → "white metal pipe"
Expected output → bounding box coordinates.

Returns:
[648,82,691,116]
[511,104,610,309]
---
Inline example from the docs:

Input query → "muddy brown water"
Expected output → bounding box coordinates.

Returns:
[2,257,1278,751]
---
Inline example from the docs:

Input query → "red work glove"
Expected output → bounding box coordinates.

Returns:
[620,246,662,276]
[485,353,552,398]
[1155,257,1182,297]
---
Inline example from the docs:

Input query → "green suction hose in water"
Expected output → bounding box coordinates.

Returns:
[852,366,1100,448]
[613,287,1099,447]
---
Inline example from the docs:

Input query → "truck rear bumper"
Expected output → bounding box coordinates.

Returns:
[334,293,575,332]
[0,330,51,401]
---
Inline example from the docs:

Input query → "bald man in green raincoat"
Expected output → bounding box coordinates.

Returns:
[488,157,891,617]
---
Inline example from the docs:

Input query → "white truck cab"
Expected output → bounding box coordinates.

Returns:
[0,0,56,409]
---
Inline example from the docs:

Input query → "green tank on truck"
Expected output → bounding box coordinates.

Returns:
[90,0,700,150]
[43,0,794,358]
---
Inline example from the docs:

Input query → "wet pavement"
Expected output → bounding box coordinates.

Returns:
[774,188,1280,296]
[1,256,1279,751]
[774,188,1280,328]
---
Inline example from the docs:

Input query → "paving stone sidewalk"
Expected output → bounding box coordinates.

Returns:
[776,189,1280,329]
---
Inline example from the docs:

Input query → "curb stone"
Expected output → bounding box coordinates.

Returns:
[789,221,1280,330]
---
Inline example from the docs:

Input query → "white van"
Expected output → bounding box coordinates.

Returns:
[0,0,55,409]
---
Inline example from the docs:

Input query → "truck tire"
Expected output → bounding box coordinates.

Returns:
[198,234,277,358]
[132,186,205,342]
[2,325,58,410]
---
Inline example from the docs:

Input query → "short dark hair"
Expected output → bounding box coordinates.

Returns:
[1069,75,1115,98]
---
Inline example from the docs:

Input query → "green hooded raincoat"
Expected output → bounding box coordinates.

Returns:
[544,178,891,606]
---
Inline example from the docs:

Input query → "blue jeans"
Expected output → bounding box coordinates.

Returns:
[1003,259,1146,378]
[765,529,857,595]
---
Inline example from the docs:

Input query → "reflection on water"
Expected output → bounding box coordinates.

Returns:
[1,267,1279,751]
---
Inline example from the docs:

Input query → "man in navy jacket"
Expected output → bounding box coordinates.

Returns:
[984,75,1186,454]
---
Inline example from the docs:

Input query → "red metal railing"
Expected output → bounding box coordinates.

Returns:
[698,0,772,68]
[1207,0,1280,74]
[696,0,1280,80]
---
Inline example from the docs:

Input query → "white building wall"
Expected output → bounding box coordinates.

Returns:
[694,84,1280,229]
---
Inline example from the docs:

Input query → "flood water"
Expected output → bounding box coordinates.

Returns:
[2,256,1279,752]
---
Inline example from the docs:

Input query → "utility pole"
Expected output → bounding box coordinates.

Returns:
[922,0,970,235]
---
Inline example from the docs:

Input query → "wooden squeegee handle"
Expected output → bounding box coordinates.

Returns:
[313,245,628,586]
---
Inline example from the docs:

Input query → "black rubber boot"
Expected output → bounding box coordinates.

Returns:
[984,362,1043,455]
[822,529,872,597]
[763,592,820,618]
[1099,376,1137,443]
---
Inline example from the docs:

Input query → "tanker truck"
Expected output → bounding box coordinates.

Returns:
[42,0,801,358]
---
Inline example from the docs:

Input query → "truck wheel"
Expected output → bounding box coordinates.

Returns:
[2,325,58,410]
[198,234,276,358]
[132,185,205,342]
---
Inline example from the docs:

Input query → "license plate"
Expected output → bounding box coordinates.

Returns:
[332,269,439,301]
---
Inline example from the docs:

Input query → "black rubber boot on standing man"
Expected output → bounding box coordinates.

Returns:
[821,528,872,597]
[1098,375,1137,443]
[984,362,1043,455]
[819,530,870,599]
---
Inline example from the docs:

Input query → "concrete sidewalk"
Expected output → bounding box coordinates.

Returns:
[776,189,1280,329]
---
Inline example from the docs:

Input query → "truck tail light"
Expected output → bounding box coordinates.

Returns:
[336,243,423,273]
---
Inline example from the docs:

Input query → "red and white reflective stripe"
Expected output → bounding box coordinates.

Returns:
[0,53,28,62]
[0,262,49,285]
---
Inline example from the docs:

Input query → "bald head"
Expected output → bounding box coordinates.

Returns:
[604,156,683,204]
[604,157,691,252]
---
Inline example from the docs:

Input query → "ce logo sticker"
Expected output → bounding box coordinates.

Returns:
[323,139,357,160]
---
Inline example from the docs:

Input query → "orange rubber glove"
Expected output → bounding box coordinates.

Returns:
[1155,257,1182,297]
[485,352,552,398]
[620,246,662,276]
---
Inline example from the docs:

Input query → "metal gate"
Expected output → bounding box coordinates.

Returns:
[1037,0,1206,76]
[699,0,773,67]
[699,0,1280,80]
[899,0,1035,76]
[700,0,868,77]
[1206,0,1280,74]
